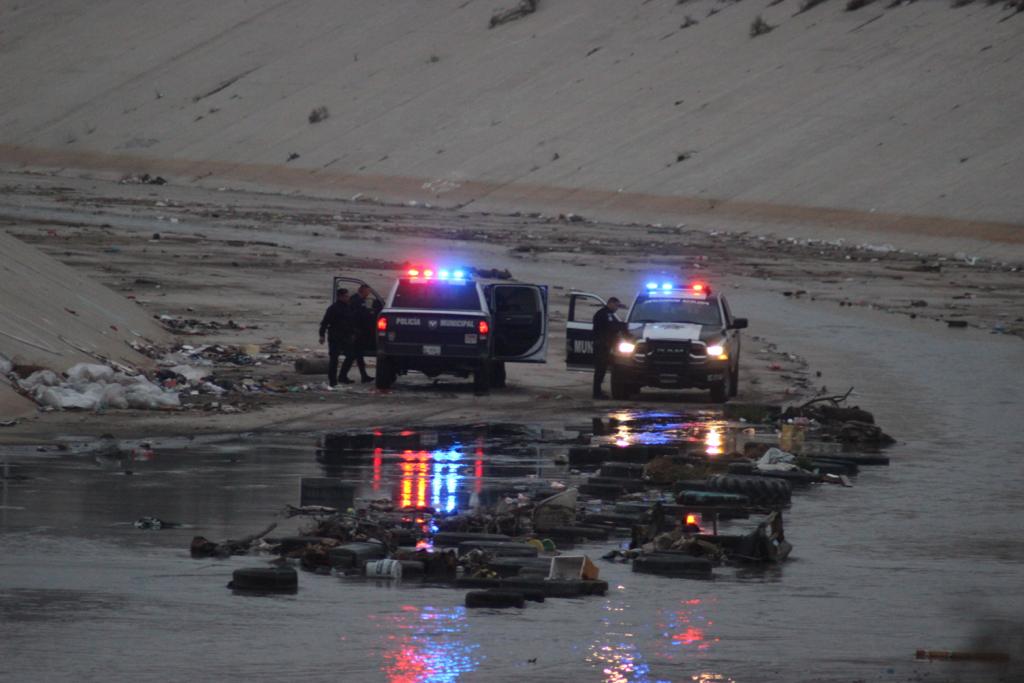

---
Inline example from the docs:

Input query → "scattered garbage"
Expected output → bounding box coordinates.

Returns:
[191,522,278,559]
[16,363,180,411]
[133,516,178,530]
[155,315,255,335]
[489,0,538,28]
[228,566,297,593]
[119,173,167,185]
[308,105,330,124]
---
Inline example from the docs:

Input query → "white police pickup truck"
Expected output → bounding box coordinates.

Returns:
[341,268,548,395]
[566,281,747,402]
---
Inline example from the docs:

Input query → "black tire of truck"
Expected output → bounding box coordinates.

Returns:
[473,361,491,396]
[610,368,634,400]
[710,367,732,403]
[729,362,739,398]
[375,355,396,390]
[490,361,507,388]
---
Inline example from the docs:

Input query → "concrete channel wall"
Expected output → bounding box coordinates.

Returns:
[0,230,170,416]
[1,0,1022,250]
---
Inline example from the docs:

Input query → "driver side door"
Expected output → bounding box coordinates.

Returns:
[566,292,607,371]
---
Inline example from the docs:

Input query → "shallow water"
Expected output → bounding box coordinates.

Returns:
[2,300,1023,682]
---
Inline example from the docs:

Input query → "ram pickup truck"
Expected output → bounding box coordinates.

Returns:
[566,281,747,402]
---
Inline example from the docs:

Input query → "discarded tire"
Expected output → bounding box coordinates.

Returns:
[632,554,714,579]
[542,526,611,541]
[457,577,609,597]
[586,476,646,492]
[706,474,791,506]
[567,446,609,468]
[465,590,525,609]
[676,490,749,506]
[485,557,554,578]
[598,462,646,479]
[810,458,859,476]
[457,541,539,557]
[228,566,298,592]
[433,532,512,547]
[328,542,386,569]
[578,482,626,499]
[821,452,889,466]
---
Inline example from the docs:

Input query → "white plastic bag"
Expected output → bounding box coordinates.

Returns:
[756,447,800,472]
[66,363,116,384]
[169,365,210,383]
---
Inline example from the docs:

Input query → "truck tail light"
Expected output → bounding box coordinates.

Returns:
[377,316,388,332]
[478,320,490,335]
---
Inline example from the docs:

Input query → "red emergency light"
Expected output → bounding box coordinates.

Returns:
[407,269,420,277]
[478,320,490,335]
[377,316,388,332]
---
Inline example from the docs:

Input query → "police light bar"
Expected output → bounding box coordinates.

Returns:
[644,281,711,294]
[406,266,469,281]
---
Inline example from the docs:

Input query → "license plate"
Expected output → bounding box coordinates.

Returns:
[423,345,442,356]
[707,373,723,381]
[464,334,478,344]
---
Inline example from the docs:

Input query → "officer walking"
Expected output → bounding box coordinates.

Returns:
[319,288,357,387]
[343,284,378,384]
[592,296,624,399]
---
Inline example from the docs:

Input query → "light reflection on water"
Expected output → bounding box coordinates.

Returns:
[602,411,731,456]
[319,426,544,514]
[374,605,480,682]
[588,593,729,683]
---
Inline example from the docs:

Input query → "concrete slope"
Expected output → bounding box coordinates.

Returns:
[1,0,1021,243]
[0,230,170,415]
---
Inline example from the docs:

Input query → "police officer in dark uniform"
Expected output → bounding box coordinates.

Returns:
[319,288,355,387]
[343,284,377,384]
[592,296,624,399]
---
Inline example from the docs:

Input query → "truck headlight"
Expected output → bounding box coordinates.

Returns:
[617,341,636,354]
[707,344,728,360]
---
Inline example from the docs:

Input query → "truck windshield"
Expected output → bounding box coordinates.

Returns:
[629,297,722,326]
[391,280,482,310]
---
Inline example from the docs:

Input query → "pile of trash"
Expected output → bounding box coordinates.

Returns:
[118,173,167,185]
[781,390,895,446]
[155,314,256,335]
[14,363,180,411]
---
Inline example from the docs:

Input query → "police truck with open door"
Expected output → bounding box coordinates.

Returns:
[342,268,548,394]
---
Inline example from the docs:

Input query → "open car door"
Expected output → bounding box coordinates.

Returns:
[331,276,385,305]
[566,291,607,371]
[485,284,548,362]
[332,276,386,353]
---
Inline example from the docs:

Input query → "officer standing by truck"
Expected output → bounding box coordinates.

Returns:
[592,296,624,399]
[319,288,356,387]
[343,284,377,384]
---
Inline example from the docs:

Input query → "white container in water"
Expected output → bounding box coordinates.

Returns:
[365,559,403,579]
[548,556,586,580]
